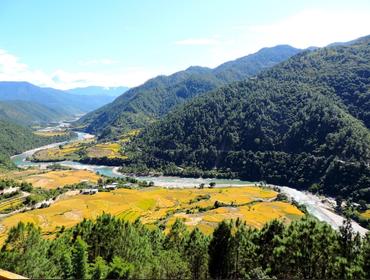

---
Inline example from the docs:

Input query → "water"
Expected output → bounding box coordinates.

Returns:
[10,130,368,234]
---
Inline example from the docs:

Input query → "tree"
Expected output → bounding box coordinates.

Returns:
[164,219,188,253]
[185,228,209,279]
[106,256,133,279]
[72,236,89,279]
[91,256,108,280]
[0,222,53,278]
[208,221,232,279]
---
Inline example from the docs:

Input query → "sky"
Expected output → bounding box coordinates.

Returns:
[0,0,370,90]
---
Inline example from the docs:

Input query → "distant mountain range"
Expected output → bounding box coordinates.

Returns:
[0,82,129,125]
[75,45,302,138]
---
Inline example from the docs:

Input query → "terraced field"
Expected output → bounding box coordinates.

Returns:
[86,142,126,159]
[24,170,100,189]
[33,130,70,137]
[0,194,25,213]
[31,140,92,161]
[0,186,304,240]
[32,138,126,161]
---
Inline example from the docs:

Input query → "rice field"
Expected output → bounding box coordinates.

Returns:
[360,209,370,219]
[24,170,100,189]
[86,142,126,159]
[33,130,70,137]
[32,139,126,161]
[0,186,304,241]
[0,195,25,212]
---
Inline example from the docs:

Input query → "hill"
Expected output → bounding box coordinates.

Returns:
[75,45,301,139]
[0,119,71,168]
[123,37,370,202]
[0,82,119,116]
[0,100,68,125]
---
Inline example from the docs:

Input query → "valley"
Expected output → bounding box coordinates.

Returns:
[0,12,369,277]
[0,121,366,241]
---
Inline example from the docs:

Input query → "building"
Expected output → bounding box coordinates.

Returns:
[80,188,98,195]
[103,182,118,190]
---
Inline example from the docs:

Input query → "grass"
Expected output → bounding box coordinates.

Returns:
[0,186,304,241]
[24,170,100,189]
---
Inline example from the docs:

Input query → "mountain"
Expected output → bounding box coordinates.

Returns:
[67,86,129,97]
[0,82,119,116]
[0,119,65,168]
[124,37,370,202]
[0,100,68,125]
[75,45,301,139]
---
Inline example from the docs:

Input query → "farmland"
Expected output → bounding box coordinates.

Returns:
[0,186,303,241]
[85,142,126,159]
[31,139,126,162]
[33,130,70,137]
[360,209,370,219]
[24,169,100,189]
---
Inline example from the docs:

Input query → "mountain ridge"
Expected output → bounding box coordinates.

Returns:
[75,45,302,138]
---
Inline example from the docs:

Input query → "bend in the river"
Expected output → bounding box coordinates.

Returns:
[11,130,368,235]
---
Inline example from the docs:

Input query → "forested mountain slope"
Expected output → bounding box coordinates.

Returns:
[76,45,301,139]
[0,100,67,125]
[0,119,67,168]
[125,38,370,202]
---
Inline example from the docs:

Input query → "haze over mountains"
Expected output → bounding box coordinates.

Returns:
[0,82,128,124]
[67,86,129,97]
[76,45,302,138]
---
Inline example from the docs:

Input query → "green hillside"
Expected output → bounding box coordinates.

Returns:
[0,100,68,125]
[0,119,72,169]
[124,38,370,202]
[76,45,301,139]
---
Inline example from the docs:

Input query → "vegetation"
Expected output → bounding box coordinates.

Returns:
[0,119,73,168]
[0,186,303,240]
[0,100,68,125]
[76,45,301,139]
[0,214,369,279]
[121,37,370,203]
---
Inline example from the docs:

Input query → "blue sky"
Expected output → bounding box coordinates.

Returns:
[0,0,369,89]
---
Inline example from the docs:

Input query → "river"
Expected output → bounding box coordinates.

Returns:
[10,131,368,235]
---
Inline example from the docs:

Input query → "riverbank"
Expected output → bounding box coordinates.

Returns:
[9,129,369,235]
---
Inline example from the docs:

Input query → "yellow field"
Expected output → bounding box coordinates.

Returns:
[360,209,370,219]
[32,139,126,161]
[24,170,100,189]
[34,130,69,137]
[0,196,25,212]
[119,129,141,144]
[86,142,126,159]
[0,186,303,240]
[0,168,44,180]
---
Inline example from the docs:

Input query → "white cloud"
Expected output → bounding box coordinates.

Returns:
[246,9,370,48]
[175,38,220,46]
[191,8,370,68]
[0,49,169,89]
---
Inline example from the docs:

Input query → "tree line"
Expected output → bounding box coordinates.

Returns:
[0,213,369,279]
